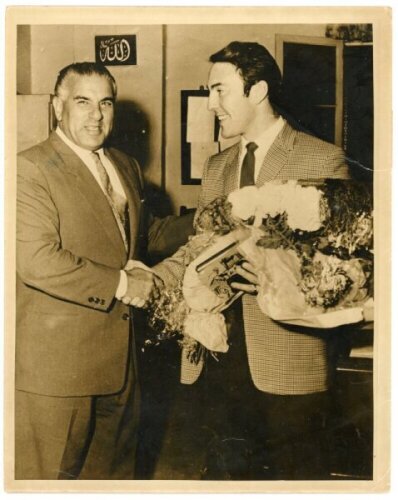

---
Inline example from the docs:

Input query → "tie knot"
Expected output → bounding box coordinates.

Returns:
[246,142,258,153]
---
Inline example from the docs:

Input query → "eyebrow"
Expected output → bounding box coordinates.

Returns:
[208,82,223,90]
[73,95,115,102]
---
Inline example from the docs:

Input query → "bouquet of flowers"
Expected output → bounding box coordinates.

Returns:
[147,179,373,362]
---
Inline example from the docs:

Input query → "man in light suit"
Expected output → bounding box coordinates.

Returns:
[154,42,351,479]
[15,62,168,479]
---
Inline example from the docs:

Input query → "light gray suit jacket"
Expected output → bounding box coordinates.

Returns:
[155,122,350,395]
[16,132,148,397]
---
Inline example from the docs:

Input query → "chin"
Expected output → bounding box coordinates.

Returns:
[220,125,240,140]
[82,136,106,150]
[220,129,234,139]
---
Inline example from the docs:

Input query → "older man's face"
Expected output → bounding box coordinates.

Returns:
[54,74,115,151]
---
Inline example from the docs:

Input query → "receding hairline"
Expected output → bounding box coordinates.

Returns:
[55,69,117,100]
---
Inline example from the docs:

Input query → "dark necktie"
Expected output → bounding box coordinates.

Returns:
[239,142,258,188]
[91,151,129,251]
[221,141,258,366]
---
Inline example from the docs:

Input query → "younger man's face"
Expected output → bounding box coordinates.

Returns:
[207,62,256,139]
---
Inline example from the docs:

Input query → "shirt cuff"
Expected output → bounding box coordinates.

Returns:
[115,270,128,299]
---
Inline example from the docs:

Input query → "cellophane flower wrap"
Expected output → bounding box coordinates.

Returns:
[146,179,373,362]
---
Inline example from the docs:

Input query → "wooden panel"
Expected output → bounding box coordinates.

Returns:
[17,95,52,153]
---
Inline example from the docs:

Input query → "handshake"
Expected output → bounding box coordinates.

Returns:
[117,260,163,308]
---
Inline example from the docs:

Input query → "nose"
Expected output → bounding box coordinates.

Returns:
[208,90,218,112]
[90,104,103,121]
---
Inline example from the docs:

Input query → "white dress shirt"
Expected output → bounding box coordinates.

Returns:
[238,116,286,185]
[56,127,126,201]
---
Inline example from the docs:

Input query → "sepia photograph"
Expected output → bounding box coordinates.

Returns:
[3,5,392,493]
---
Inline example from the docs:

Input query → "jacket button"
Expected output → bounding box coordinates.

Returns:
[122,313,130,321]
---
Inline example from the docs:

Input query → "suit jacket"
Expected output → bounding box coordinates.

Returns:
[16,132,149,397]
[155,122,350,395]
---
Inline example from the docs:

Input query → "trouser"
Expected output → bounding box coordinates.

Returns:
[250,390,331,480]
[198,299,333,480]
[15,357,140,480]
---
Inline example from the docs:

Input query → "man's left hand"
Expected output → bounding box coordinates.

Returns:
[230,261,259,295]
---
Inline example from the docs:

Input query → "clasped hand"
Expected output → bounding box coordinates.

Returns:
[121,267,163,308]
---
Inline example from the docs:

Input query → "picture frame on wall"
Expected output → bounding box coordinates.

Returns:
[181,88,219,185]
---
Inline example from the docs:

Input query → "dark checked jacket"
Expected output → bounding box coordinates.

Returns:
[154,122,350,395]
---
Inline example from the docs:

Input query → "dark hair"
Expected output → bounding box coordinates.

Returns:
[54,62,117,97]
[209,41,282,107]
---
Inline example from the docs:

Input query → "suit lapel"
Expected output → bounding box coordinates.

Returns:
[48,133,127,261]
[222,123,298,191]
[223,144,240,195]
[256,122,297,185]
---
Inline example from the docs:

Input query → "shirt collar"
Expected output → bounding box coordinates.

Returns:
[240,116,285,154]
[56,127,104,160]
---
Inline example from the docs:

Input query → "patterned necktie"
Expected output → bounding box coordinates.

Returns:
[91,151,129,251]
[240,142,258,188]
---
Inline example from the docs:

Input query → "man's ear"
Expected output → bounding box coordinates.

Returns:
[52,96,64,122]
[249,80,269,104]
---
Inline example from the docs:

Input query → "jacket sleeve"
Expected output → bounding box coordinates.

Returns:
[147,211,195,264]
[152,157,212,286]
[17,155,121,311]
[325,147,350,179]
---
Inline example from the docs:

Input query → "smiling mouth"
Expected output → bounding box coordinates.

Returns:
[85,126,102,134]
[217,114,229,122]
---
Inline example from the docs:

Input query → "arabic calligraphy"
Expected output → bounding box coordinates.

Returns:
[99,38,130,63]
[95,35,137,66]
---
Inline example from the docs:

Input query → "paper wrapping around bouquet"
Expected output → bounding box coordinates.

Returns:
[270,306,366,329]
[182,228,251,352]
[183,311,229,352]
[252,248,372,329]
[182,228,372,335]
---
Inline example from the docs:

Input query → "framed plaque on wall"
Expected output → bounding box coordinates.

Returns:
[181,89,220,184]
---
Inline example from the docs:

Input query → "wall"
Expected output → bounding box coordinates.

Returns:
[164,24,326,213]
[16,26,31,95]
[17,95,52,152]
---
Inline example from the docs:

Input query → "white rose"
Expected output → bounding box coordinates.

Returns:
[342,259,369,303]
[286,185,323,231]
[257,183,285,217]
[227,186,260,221]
